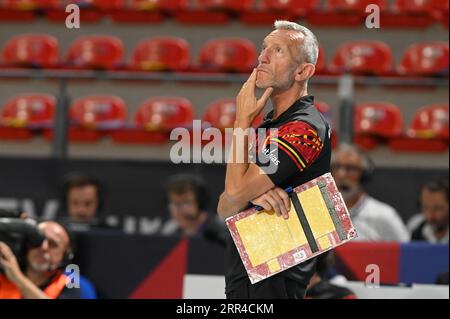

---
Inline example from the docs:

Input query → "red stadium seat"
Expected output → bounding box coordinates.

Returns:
[43,95,127,142]
[398,42,449,77]
[131,37,191,72]
[66,0,125,10]
[327,0,387,11]
[194,0,254,12]
[354,102,403,150]
[69,95,127,142]
[240,0,319,25]
[174,0,253,24]
[384,0,447,27]
[111,0,187,23]
[329,41,393,75]
[44,1,119,22]
[202,98,263,131]
[65,36,124,69]
[130,0,187,11]
[198,38,257,73]
[111,97,194,144]
[260,0,319,14]
[389,104,449,153]
[1,0,59,10]
[408,104,449,140]
[355,102,403,138]
[0,94,55,140]
[392,0,448,15]
[1,34,59,68]
[307,0,387,26]
[69,95,127,129]
[135,97,194,130]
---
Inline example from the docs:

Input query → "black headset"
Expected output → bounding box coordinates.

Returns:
[359,151,375,185]
[55,222,76,270]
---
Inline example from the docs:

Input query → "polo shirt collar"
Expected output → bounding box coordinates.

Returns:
[263,95,315,125]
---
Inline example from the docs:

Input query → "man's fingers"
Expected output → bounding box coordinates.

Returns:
[270,190,287,217]
[247,68,257,85]
[275,188,291,215]
[258,199,272,212]
[0,242,13,259]
[265,194,282,216]
[257,87,273,109]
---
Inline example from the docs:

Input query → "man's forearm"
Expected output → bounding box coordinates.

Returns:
[14,275,50,299]
[224,120,252,198]
[217,192,249,219]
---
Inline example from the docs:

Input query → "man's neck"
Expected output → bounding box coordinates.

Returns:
[25,268,52,287]
[271,84,308,120]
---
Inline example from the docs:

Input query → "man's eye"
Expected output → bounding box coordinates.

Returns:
[276,47,282,53]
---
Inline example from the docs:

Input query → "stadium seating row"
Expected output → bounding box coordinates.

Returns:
[0,0,448,27]
[0,93,447,152]
[1,34,448,76]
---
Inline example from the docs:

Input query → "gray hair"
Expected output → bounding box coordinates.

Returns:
[331,143,373,172]
[274,20,319,65]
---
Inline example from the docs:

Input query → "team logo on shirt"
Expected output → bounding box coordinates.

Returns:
[262,147,280,166]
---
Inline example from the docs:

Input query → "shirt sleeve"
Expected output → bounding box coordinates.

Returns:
[254,121,324,186]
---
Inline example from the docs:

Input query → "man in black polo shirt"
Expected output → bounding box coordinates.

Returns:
[217,20,331,299]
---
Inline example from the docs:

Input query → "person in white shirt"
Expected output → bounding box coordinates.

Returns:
[331,143,409,242]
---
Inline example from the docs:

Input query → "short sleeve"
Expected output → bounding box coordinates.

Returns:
[254,121,324,186]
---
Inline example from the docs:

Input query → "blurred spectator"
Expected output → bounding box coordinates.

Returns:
[407,178,448,243]
[0,221,80,299]
[306,251,357,299]
[163,174,228,246]
[331,143,409,242]
[58,173,115,230]
[62,173,102,223]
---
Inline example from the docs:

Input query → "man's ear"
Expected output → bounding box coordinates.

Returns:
[295,63,315,82]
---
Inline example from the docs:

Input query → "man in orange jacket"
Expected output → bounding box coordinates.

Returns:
[0,221,80,299]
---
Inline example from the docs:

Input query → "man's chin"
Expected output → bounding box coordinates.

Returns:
[256,81,270,89]
[30,261,51,272]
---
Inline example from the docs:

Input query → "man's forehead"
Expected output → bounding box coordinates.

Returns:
[264,29,305,44]
[39,222,68,242]
[335,150,363,164]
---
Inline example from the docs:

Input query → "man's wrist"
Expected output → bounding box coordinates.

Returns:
[11,271,27,287]
[234,119,252,129]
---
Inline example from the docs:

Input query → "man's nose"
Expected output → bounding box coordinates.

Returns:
[258,49,269,64]
[41,239,49,251]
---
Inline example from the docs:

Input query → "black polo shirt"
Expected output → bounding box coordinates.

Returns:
[225,95,332,295]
